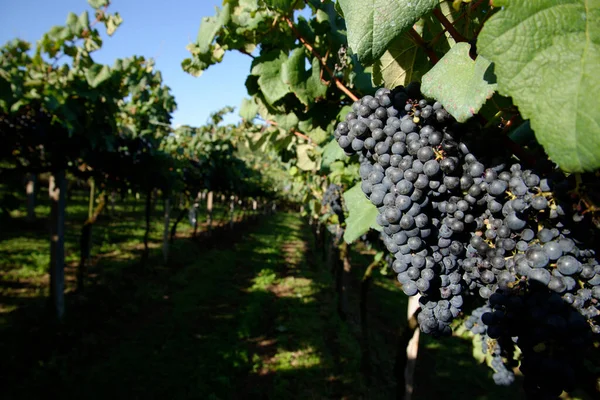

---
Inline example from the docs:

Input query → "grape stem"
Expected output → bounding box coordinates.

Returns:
[283,16,359,101]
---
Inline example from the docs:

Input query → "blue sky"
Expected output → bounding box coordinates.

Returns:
[0,0,259,127]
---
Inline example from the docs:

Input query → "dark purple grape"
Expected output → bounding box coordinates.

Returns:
[556,255,582,275]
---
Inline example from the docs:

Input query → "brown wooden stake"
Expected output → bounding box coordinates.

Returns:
[49,170,66,322]
[404,294,421,400]
[207,191,214,235]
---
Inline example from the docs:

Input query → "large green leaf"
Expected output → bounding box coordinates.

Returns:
[251,51,290,105]
[372,31,430,89]
[281,48,328,106]
[196,4,231,53]
[338,0,438,64]
[478,0,600,172]
[421,42,497,122]
[343,183,381,243]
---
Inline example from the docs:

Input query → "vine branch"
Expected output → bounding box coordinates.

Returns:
[238,49,255,59]
[432,8,467,43]
[283,16,359,102]
[407,28,440,64]
[264,119,316,146]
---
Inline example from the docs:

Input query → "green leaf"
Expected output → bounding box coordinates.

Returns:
[78,11,90,33]
[343,183,381,244]
[349,54,374,93]
[338,0,438,64]
[66,12,79,33]
[477,0,600,172]
[84,36,102,52]
[337,105,353,121]
[421,42,497,122]
[273,112,299,131]
[87,0,109,9]
[373,31,430,89]
[239,98,259,120]
[282,48,328,106]
[305,126,329,145]
[85,64,111,87]
[296,144,320,171]
[106,13,123,36]
[196,4,231,53]
[321,138,346,168]
[251,51,290,105]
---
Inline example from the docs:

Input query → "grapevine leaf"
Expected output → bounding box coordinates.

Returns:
[306,126,329,145]
[296,144,320,171]
[321,139,346,168]
[85,64,111,88]
[477,0,600,172]
[281,48,328,106]
[273,112,299,131]
[196,4,231,53]
[349,54,374,93]
[373,31,430,89]
[338,0,438,64]
[182,43,225,77]
[337,105,352,121]
[77,11,90,33]
[251,51,290,105]
[314,2,347,46]
[87,0,109,8]
[105,13,123,36]
[66,12,79,34]
[239,98,258,121]
[421,42,497,122]
[343,183,381,244]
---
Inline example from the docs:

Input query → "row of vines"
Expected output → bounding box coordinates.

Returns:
[0,1,291,323]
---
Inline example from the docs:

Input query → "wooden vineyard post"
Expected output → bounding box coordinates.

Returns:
[404,295,421,400]
[49,170,66,322]
[206,191,214,235]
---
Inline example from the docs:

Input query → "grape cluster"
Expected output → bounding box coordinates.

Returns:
[465,305,516,386]
[335,85,599,398]
[322,183,344,219]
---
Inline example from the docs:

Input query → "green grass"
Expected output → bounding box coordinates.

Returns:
[2,210,364,399]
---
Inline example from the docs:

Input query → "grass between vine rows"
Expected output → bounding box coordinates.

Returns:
[0,190,553,399]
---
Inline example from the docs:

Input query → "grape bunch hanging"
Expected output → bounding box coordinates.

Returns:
[335,84,599,399]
